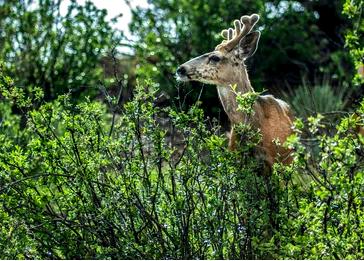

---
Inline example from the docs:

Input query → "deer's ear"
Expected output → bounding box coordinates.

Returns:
[238,31,260,59]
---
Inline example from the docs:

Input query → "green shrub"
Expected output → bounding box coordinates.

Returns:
[1,65,364,259]
[275,105,364,259]
[0,1,120,100]
[343,0,364,85]
[0,73,277,259]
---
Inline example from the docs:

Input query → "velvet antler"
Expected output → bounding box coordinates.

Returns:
[215,14,260,52]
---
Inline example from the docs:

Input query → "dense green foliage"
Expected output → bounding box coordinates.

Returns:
[0,72,267,259]
[1,65,364,258]
[343,0,364,85]
[0,0,119,100]
[277,110,364,259]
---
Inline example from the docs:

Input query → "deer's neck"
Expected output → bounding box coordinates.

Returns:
[216,69,255,125]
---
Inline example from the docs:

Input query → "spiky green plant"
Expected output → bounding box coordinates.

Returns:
[283,78,351,119]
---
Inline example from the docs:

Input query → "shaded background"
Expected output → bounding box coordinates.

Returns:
[0,0,362,122]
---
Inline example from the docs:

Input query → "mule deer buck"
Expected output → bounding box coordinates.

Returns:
[176,14,293,168]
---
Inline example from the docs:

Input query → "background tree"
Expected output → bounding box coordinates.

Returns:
[343,0,364,85]
[128,0,355,118]
[0,0,120,101]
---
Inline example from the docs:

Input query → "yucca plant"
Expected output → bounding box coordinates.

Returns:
[283,77,351,119]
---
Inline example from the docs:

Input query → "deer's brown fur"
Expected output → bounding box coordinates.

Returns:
[176,14,293,167]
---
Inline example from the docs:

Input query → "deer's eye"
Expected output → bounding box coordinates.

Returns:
[209,55,221,62]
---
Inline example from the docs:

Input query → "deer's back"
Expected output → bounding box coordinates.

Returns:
[255,95,294,166]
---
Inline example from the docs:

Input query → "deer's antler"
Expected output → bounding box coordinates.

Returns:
[215,14,260,52]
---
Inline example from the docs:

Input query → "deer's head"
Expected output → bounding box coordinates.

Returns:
[176,14,260,86]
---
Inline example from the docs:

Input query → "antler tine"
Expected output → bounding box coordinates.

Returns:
[215,14,260,52]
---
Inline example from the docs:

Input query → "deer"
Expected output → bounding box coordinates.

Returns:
[176,14,294,170]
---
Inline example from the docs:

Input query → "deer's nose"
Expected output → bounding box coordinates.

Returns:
[176,66,187,76]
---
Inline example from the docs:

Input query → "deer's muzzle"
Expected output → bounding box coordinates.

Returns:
[176,66,187,76]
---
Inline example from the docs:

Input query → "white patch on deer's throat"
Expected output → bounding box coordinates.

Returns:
[216,85,233,114]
